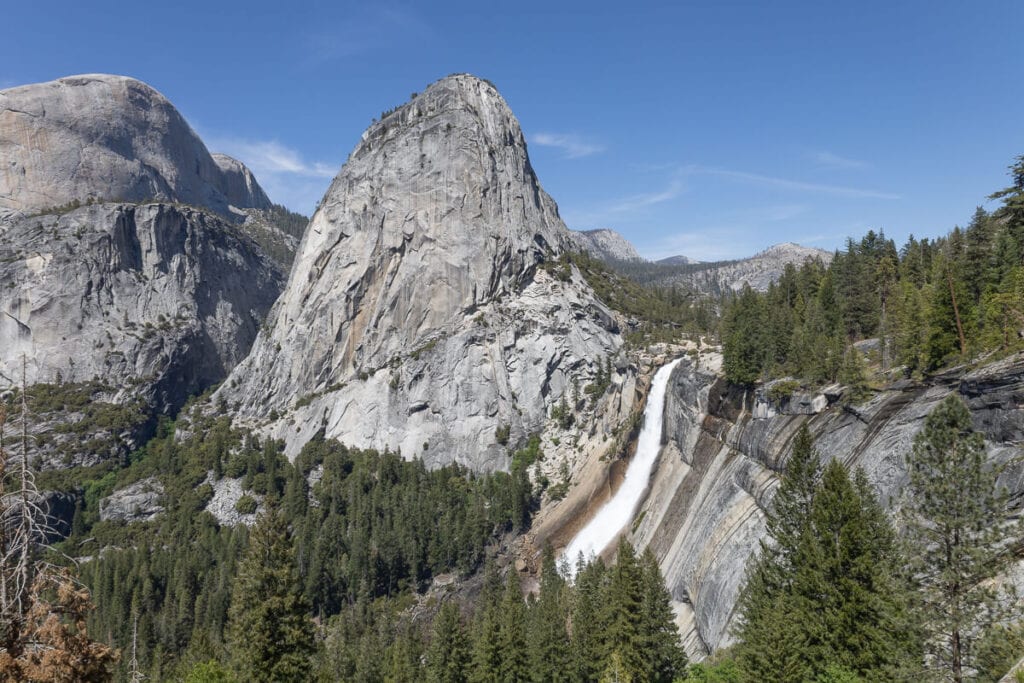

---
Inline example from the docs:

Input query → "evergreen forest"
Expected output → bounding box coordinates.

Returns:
[721,156,1024,388]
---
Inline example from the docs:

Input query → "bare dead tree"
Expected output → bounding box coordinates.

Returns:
[0,358,56,659]
[0,357,118,679]
[128,614,144,682]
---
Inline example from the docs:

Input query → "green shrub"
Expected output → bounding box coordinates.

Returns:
[495,424,511,445]
[235,495,257,515]
[767,379,800,404]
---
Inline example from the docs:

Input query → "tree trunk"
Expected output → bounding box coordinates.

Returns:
[947,271,967,355]
[951,628,962,683]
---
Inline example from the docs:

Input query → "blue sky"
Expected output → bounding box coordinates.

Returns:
[3,1,1022,260]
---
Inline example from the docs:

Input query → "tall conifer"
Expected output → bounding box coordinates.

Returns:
[903,394,1021,683]
[226,507,314,682]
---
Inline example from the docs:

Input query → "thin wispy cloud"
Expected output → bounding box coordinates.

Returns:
[690,165,899,200]
[530,133,605,159]
[761,204,809,222]
[809,150,869,170]
[207,135,339,214]
[305,6,431,64]
[562,170,687,227]
[608,176,686,212]
[215,139,337,179]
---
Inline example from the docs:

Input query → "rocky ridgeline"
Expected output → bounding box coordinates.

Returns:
[220,74,630,471]
[659,242,833,293]
[629,352,1024,659]
[0,75,288,471]
[569,228,644,262]
[569,230,832,294]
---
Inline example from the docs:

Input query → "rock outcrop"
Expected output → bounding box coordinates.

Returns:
[211,153,272,211]
[631,353,1024,658]
[221,74,625,471]
[0,74,286,416]
[0,75,271,218]
[570,228,644,263]
[99,477,165,523]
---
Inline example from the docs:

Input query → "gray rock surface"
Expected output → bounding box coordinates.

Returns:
[99,476,164,522]
[221,74,625,470]
[631,352,1024,659]
[570,228,643,263]
[0,74,270,218]
[0,202,284,411]
[203,473,260,527]
[211,153,272,211]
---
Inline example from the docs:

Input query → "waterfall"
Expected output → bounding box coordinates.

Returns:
[562,358,682,572]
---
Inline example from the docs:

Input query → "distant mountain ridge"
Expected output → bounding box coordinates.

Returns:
[570,228,644,262]
[657,254,701,266]
[681,242,833,293]
[568,225,831,293]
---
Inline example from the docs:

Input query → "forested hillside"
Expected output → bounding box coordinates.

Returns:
[721,156,1024,387]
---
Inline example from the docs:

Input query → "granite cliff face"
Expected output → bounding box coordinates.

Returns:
[0,203,282,409]
[630,353,1024,658]
[221,74,626,470]
[0,74,285,420]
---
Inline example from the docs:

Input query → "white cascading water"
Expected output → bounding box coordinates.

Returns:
[562,358,682,572]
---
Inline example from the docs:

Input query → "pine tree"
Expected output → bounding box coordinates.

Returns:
[807,461,917,678]
[497,571,529,683]
[902,394,1021,683]
[838,346,869,403]
[602,539,645,678]
[427,602,469,683]
[989,154,1024,262]
[385,623,423,683]
[891,279,928,377]
[926,253,971,368]
[527,546,570,682]
[637,549,687,682]
[226,507,314,682]
[570,555,607,683]
[722,285,768,384]
[736,425,916,681]
[735,423,822,680]
[469,562,503,683]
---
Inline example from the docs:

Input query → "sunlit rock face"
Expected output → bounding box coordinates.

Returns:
[0,74,271,216]
[0,74,284,412]
[633,353,1024,659]
[221,74,625,470]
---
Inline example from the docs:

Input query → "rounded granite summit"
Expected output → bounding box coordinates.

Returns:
[0,74,269,215]
[220,73,624,470]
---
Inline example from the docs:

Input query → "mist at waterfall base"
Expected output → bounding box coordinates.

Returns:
[561,358,682,576]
